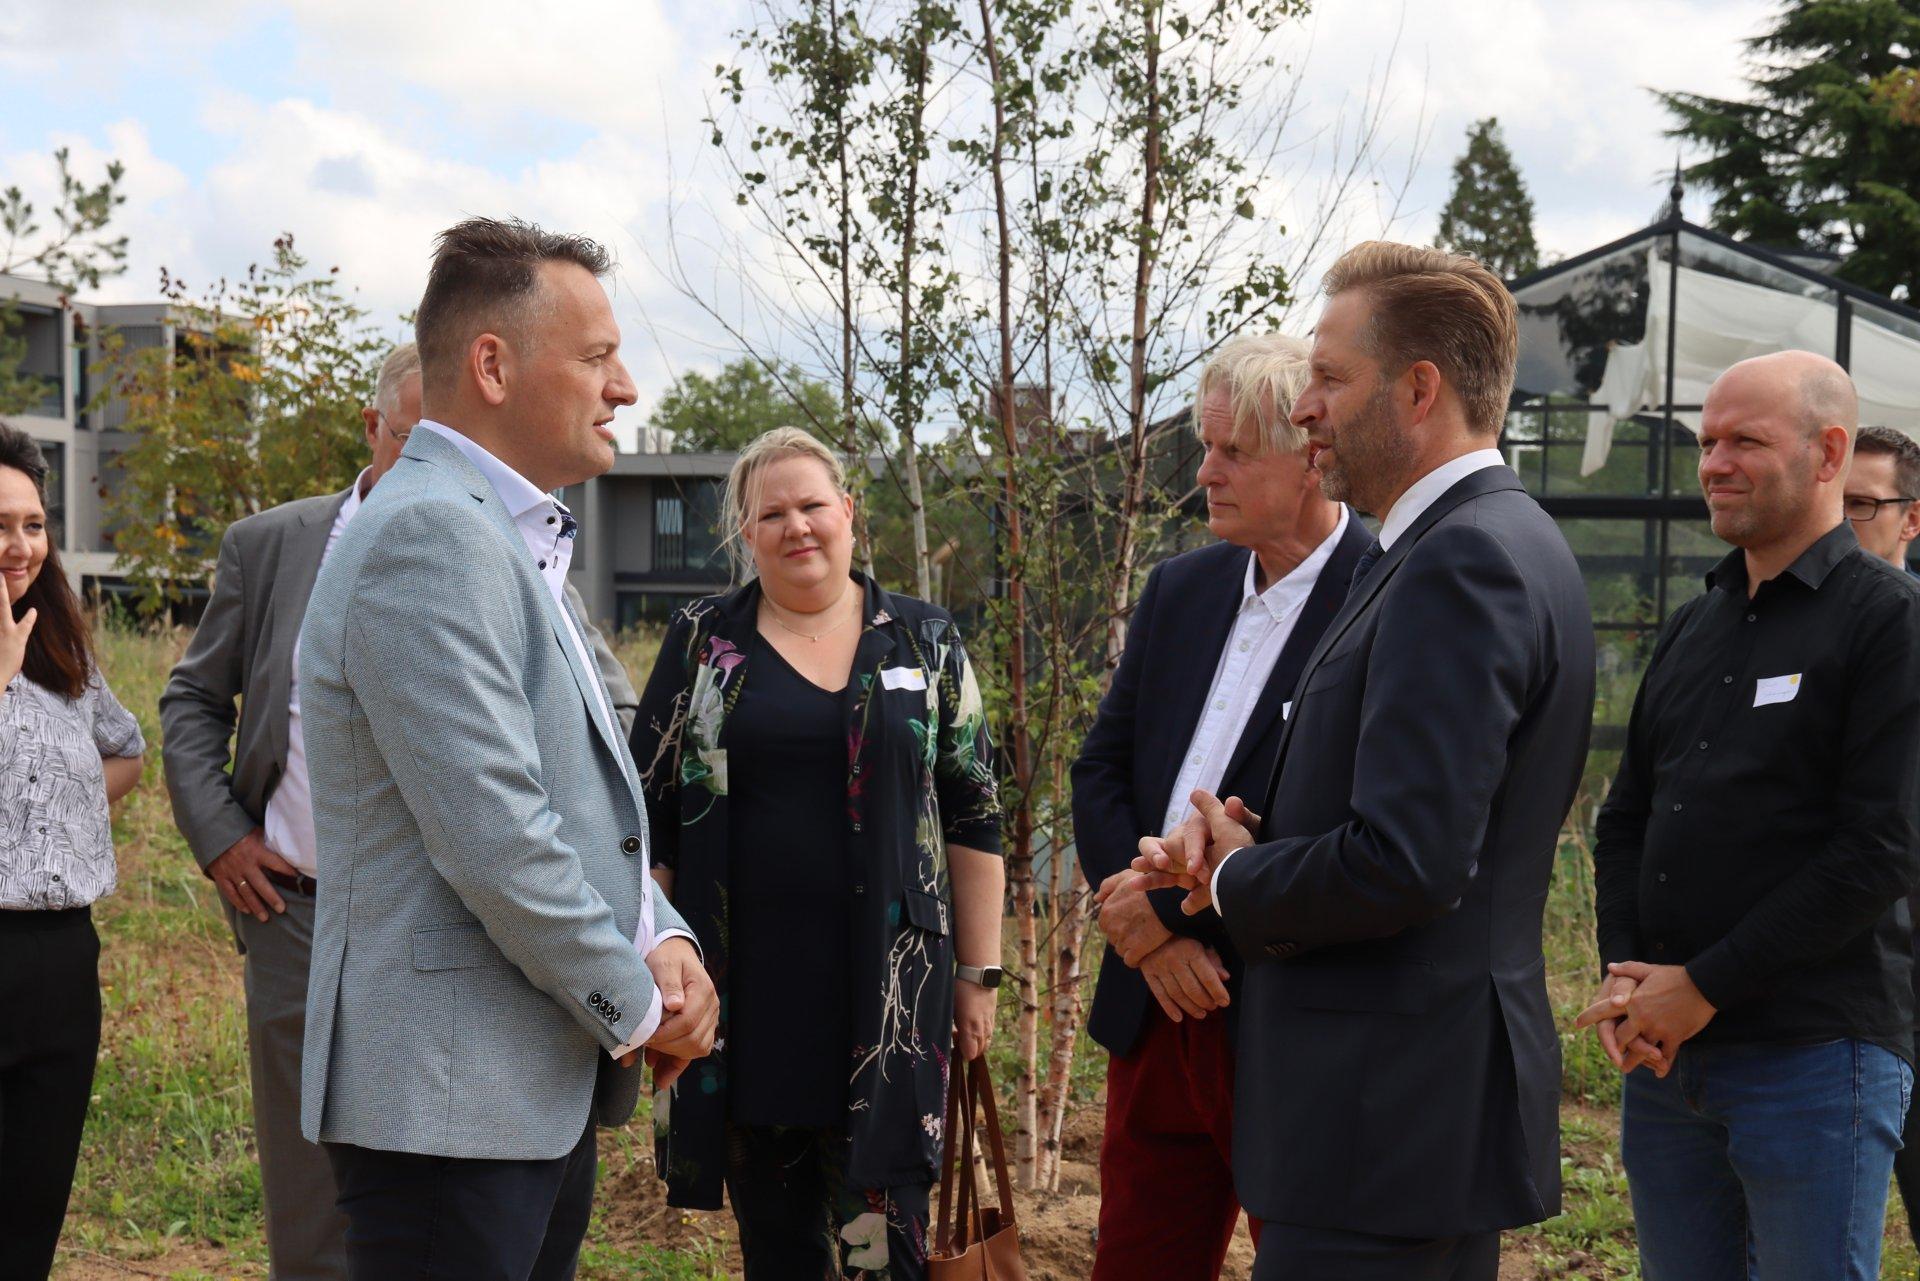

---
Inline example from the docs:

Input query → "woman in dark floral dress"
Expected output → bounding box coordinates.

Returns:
[631,427,1004,1280]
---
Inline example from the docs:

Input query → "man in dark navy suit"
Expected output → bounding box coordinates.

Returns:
[1136,242,1595,1280]
[1073,332,1370,1281]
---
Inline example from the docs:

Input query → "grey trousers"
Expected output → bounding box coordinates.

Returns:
[234,893,349,1281]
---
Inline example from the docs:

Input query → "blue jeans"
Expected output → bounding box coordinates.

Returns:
[1621,1037,1912,1281]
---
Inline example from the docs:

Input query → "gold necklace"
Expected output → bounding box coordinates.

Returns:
[765,586,856,643]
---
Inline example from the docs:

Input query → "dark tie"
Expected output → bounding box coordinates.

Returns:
[1350,539,1385,591]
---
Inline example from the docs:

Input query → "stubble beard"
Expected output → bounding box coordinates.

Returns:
[1316,385,1414,518]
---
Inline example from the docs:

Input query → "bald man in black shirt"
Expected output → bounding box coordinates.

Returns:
[1582,351,1920,1280]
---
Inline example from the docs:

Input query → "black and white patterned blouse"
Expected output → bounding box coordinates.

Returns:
[0,669,146,910]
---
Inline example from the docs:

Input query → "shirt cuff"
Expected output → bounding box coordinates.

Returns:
[608,986,665,1059]
[1210,848,1240,918]
[650,927,700,963]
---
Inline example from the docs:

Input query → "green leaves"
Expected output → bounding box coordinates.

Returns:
[1435,117,1540,280]
[93,235,387,612]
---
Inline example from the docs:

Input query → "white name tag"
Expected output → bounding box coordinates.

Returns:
[1753,673,1802,708]
[881,666,928,691]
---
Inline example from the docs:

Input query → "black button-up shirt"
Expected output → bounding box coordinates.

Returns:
[1595,523,1920,1061]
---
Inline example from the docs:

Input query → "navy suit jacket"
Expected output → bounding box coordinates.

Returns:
[1218,466,1595,1238]
[1072,514,1371,1057]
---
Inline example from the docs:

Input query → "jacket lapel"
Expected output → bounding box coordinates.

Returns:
[1219,511,1371,786]
[406,429,637,802]
[1150,549,1251,817]
[1266,467,1523,787]
[270,488,352,767]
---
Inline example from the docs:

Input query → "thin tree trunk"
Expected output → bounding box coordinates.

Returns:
[1104,0,1164,668]
[976,0,1038,1189]
[897,0,933,600]
[829,0,875,577]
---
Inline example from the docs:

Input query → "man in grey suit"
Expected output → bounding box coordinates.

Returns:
[159,340,643,1281]
[297,218,716,1281]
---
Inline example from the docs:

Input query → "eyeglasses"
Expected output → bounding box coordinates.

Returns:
[1845,496,1916,522]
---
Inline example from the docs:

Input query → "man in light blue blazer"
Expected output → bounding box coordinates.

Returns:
[298,217,716,1281]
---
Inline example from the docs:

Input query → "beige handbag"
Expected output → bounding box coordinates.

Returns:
[929,1051,1028,1280]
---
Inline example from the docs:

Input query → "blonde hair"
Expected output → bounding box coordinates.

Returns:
[1322,240,1518,437]
[721,426,849,579]
[373,341,421,418]
[1192,332,1314,454]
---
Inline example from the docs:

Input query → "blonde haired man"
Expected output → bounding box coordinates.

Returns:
[1135,242,1596,1279]
[1075,331,1371,1279]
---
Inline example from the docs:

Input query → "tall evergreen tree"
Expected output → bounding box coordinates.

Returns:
[1435,117,1540,280]
[1660,0,1920,300]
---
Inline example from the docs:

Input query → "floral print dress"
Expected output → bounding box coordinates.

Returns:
[631,575,1002,1231]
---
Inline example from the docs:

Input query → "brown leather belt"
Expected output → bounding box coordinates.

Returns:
[263,868,318,897]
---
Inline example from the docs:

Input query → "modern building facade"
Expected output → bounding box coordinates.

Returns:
[561,448,736,630]
[1,270,193,594]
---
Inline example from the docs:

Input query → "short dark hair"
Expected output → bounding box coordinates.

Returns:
[0,425,91,700]
[414,217,614,398]
[1853,425,1920,500]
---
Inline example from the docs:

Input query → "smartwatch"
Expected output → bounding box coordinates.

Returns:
[956,963,1004,990]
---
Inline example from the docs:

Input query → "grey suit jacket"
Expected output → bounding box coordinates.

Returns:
[297,429,684,1160]
[161,486,638,873]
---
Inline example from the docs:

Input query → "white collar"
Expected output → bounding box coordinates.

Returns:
[338,467,371,525]
[1377,448,1507,550]
[414,419,556,520]
[1240,505,1350,620]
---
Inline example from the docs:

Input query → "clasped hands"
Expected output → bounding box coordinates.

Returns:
[1570,961,1717,1079]
[1087,790,1259,1024]
[1123,788,1261,916]
[624,936,719,1092]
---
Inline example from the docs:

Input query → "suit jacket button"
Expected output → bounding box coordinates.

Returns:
[621,836,641,854]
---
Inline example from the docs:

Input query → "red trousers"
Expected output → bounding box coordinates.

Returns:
[1091,1007,1260,1281]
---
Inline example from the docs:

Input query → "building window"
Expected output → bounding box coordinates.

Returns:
[651,479,726,575]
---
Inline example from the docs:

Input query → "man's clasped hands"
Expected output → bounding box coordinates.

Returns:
[1096,787,1718,1081]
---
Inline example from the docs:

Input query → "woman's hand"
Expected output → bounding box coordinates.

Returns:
[0,602,35,691]
[955,976,997,1062]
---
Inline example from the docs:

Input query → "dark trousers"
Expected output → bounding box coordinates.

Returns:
[1250,1223,1500,1280]
[0,907,102,1281]
[324,1121,597,1281]
[724,1124,931,1281]
[1093,1007,1258,1280]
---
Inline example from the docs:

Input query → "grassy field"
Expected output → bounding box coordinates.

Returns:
[49,625,1920,1280]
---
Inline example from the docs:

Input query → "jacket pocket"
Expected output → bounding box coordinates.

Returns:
[411,921,508,971]
[903,889,950,936]
[1301,646,1360,695]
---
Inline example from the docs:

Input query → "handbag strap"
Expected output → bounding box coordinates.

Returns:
[934,1053,967,1255]
[968,1055,1018,1228]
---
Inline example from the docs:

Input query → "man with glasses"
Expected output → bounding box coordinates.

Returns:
[1848,422,1920,1232]
[159,341,636,1279]
[1845,425,1920,575]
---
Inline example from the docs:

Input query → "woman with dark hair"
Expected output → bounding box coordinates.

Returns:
[0,424,145,1277]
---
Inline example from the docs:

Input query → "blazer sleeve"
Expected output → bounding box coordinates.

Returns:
[1215,522,1539,957]
[334,503,660,1054]
[159,525,261,869]
[566,581,639,738]
[1071,564,1220,944]
[629,609,700,872]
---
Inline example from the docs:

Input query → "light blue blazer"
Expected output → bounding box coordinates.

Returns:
[297,427,687,1159]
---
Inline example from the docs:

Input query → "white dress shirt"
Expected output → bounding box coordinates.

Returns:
[1161,507,1349,837]
[266,470,366,877]
[413,420,691,1055]
[1210,450,1508,913]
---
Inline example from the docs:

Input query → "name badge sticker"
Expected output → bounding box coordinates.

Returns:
[881,666,929,691]
[1753,673,1802,708]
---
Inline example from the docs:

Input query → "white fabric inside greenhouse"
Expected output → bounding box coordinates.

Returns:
[1581,253,1920,476]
